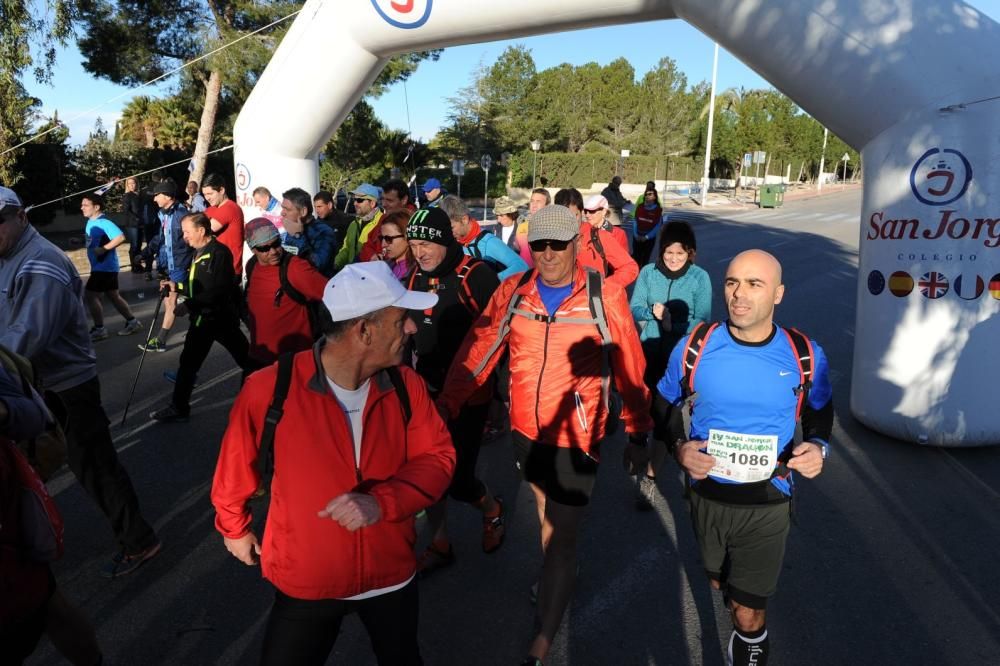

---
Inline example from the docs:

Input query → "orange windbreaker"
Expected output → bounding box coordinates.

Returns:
[439,267,652,456]
[577,222,639,288]
[211,343,455,600]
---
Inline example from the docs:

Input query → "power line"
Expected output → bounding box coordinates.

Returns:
[25,145,234,212]
[2,7,302,157]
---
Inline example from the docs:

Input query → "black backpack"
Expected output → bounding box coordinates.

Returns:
[245,253,325,340]
[255,354,412,491]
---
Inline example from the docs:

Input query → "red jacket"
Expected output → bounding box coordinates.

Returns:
[577,223,638,288]
[245,254,329,364]
[211,343,455,600]
[439,267,652,456]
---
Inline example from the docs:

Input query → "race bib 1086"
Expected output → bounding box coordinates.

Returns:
[706,429,779,483]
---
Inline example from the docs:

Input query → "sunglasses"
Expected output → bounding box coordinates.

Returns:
[353,197,372,204]
[584,208,603,215]
[528,237,575,253]
[253,240,282,253]
[379,234,404,243]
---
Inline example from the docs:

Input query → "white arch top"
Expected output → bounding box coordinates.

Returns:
[234,0,1000,446]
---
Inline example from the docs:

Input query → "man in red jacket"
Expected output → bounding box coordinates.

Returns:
[438,205,652,666]
[211,261,454,666]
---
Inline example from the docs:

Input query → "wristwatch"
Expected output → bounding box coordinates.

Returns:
[809,438,830,460]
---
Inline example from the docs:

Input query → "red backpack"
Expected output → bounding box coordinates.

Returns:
[1,438,64,562]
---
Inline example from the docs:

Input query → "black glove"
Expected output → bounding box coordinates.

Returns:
[623,432,650,475]
[93,247,109,260]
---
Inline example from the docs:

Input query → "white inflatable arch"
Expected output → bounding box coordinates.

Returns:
[233,0,1000,446]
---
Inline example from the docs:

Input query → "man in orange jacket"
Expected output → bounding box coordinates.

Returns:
[438,205,652,666]
[211,261,455,666]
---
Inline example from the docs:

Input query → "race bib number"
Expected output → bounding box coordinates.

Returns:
[282,243,298,255]
[706,429,779,483]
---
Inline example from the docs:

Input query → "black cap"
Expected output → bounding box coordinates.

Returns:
[152,181,177,198]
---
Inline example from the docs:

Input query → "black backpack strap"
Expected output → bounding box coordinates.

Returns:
[584,268,614,412]
[244,256,258,289]
[278,252,310,306]
[780,327,814,421]
[385,366,411,424]
[257,353,295,480]
[680,321,719,399]
[590,227,609,275]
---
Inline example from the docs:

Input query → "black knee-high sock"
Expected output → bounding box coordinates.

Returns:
[728,625,768,666]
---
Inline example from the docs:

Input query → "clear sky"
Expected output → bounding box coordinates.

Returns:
[22,0,1000,147]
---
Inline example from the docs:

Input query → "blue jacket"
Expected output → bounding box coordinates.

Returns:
[464,229,529,280]
[284,219,337,277]
[149,203,192,275]
[630,263,712,342]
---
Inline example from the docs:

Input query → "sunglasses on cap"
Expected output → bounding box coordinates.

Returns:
[528,237,576,253]
[253,240,282,253]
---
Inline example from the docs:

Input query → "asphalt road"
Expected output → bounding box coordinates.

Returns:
[30,188,1000,665]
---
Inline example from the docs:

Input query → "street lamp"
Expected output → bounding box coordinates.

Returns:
[531,140,541,188]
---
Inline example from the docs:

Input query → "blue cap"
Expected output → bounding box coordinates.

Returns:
[350,183,380,200]
[421,177,442,192]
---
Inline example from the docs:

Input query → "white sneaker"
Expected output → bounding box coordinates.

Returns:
[90,326,109,341]
[117,319,143,336]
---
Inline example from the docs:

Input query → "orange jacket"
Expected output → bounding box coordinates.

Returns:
[577,222,639,288]
[211,343,455,600]
[439,267,652,456]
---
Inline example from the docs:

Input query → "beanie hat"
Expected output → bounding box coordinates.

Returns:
[406,207,455,246]
[659,220,697,251]
[152,180,178,198]
[527,204,579,243]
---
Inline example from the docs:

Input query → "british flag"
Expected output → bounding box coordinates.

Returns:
[919,272,949,299]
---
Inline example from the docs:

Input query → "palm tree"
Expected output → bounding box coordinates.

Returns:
[118,95,162,148]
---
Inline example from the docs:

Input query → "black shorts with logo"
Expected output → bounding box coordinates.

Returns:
[85,271,119,293]
[512,431,598,507]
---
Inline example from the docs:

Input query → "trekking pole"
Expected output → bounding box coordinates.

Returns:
[120,285,169,427]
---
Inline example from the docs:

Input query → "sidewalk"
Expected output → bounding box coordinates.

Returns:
[665,182,862,212]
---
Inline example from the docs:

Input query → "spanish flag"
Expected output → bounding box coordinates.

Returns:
[889,271,914,297]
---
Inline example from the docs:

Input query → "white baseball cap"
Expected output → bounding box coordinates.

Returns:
[0,185,23,213]
[583,194,609,211]
[323,261,438,322]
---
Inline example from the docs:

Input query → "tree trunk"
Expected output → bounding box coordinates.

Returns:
[191,69,223,186]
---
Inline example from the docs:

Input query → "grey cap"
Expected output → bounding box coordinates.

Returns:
[0,185,23,213]
[527,204,579,243]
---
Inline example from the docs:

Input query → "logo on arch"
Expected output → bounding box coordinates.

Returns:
[235,163,251,191]
[370,0,432,29]
[909,148,972,206]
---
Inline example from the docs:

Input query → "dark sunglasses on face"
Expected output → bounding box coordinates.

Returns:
[353,197,371,204]
[379,234,404,243]
[529,237,575,253]
[254,240,282,253]
[584,208,602,214]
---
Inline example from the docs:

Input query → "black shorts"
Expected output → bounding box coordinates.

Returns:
[512,431,598,507]
[689,491,791,610]
[85,271,119,292]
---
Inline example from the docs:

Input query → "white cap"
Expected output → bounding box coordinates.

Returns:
[0,186,23,213]
[583,194,608,211]
[323,261,438,322]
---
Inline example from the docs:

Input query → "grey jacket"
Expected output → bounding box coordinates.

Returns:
[0,226,96,392]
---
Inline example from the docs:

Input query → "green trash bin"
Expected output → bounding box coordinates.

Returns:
[759,184,784,208]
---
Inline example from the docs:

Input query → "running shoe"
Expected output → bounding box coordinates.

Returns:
[101,539,162,579]
[150,404,189,423]
[138,337,166,352]
[89,326,109,342]
[117,319,143,336]
[482,496,506,553]
[636,475,657,511]
[416,543,455,577]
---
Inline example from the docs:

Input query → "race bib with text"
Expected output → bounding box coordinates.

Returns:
[706,429,779,483]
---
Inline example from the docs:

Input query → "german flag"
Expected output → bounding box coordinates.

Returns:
[990,273,1000,300]
[889,271,914,297]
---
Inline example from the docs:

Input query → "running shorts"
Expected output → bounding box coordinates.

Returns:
[512,431,598,507]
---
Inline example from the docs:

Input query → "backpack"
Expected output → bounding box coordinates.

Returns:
[589,227,611,276]
[407,254,486,316]
[0,346,67,481]
[678,322,814,474]
[255,354,412,492]
[474,267,621,435]
[467,229,504,274]
[245,253,326,340]
[1,438,64,562]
